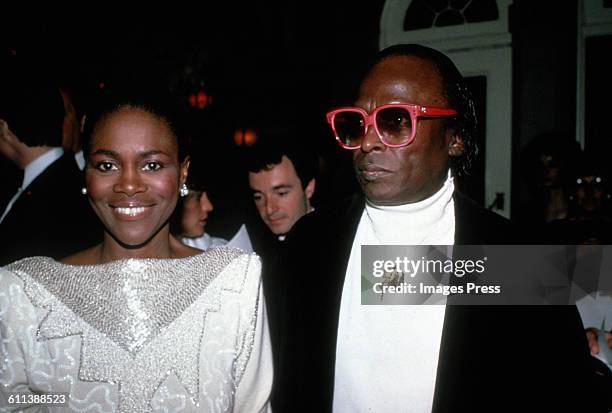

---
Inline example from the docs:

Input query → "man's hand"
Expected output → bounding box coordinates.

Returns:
[586,327,612,355]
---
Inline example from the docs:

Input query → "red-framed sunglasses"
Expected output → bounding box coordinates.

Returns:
[326,103,457,150]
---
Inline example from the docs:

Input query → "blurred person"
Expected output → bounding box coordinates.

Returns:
[0,73,99,265]
[568,158,611,223]
[0,92,272,411]
[180,186,220,245]
[175,158,253,252]
[59,78,106,171]
[518,131,582,226]
[547,153,612,245]
[60,85,87,170]
[545,154,612,378]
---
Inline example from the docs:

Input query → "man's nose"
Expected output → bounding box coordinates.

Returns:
[265,198,278,215]
[360,124,384,153]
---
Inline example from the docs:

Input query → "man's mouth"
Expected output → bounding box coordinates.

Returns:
[267,217,285,226]
[358,164,392,180]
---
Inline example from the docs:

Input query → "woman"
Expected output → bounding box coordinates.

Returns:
[176,163,253,252]
[0,95,272,412]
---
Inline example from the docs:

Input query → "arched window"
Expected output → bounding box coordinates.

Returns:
[380,0,512,217]
[404,0,499,31]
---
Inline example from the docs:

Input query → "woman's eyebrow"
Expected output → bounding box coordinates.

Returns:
[90,149,169,157]
[90,149,118,157]
[138,149,166,157]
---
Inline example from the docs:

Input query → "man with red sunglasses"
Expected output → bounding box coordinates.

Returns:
[274,44,606,412]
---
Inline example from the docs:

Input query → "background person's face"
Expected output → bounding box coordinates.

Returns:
[181,190,214,237]
[85,107,187,247]
[352,55,455,205]
[575,175,605,213]
[248,155,313,235]
[537,154,562,188]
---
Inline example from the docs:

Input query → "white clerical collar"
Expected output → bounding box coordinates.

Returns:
[278,206,315,242]
[22,147,64,190]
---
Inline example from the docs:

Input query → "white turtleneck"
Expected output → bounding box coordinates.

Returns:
[333,172,455,413]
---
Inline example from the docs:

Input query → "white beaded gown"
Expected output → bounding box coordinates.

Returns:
[0,248,272,412]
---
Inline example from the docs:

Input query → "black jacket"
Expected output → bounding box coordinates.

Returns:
[0,153,100,265]
[273,191,606,412]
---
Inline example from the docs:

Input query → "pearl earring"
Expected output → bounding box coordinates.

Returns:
[81,187,88,195]
[180,184,189,197]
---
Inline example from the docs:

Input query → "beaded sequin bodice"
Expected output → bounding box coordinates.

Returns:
[1,248,267,412]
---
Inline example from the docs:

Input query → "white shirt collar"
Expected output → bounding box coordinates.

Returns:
[278,206,315,242]
[22,147,64,190]
[75,150,85,171]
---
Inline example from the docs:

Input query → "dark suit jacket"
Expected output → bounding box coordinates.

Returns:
[245,215,291,405]
[274,191,607,412]
[0,152,101,266]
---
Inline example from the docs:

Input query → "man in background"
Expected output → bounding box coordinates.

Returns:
[59,84,87,170]
[247,136,316,243]
[0,72,99,265]
[244,132,317,406]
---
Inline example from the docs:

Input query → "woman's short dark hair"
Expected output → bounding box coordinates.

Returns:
[82,88,190,163]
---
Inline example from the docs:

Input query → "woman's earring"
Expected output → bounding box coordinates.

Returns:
[180,184,189,197]
[81,187,88,195]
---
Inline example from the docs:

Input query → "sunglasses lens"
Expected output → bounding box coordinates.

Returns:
[376,107,413,145]
[333,111,365,147]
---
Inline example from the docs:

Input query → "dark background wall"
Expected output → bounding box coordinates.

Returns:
[3,1,604,234]
[511,0,579,214]
[1,2,385,237]
[512,0,578,149]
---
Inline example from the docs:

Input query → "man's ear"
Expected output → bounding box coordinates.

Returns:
[0,119,18,144]
[80,114,87,134]
[305,178,316,200]
[448,131,465,157]
[0,119,8,139]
